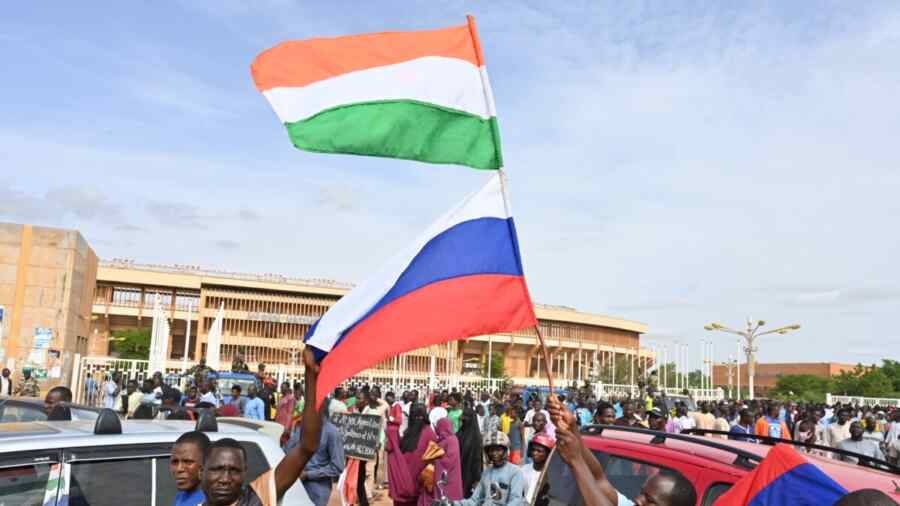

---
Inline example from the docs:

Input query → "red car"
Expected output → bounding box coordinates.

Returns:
[534,425,900,505]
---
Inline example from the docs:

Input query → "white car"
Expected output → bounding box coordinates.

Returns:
[0,414,312,505]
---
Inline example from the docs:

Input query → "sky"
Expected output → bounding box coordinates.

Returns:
[3,2,899,369]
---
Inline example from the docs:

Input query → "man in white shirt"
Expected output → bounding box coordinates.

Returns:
[521,433,554,503]
[328,387,349,418]
[837,421,885,464]
[826,409,852,448]
[199,381,219,407]
[524,397,555,441]
[103,372,122,410]
[673,405,696,433]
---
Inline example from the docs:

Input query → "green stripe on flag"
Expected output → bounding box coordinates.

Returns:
[284,100,502,170]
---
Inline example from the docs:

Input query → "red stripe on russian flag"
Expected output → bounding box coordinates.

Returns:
[316,273,536,400]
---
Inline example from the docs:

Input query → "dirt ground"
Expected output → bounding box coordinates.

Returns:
[327,488,393,506]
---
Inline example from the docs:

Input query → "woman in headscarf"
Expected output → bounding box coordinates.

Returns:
[386,400,418,505]
[456,407,483,498]
[418,417,463,505]
[395,403,436,506]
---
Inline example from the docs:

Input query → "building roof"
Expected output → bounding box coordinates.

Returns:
[99,260,648,334]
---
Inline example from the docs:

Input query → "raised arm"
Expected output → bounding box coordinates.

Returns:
[274,348,323,499]
[548,396,619,506]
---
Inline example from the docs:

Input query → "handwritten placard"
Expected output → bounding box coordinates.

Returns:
[330,412,382,461]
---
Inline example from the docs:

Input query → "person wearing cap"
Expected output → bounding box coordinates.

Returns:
[453,431,527,506]
[521,433,555,503]
[647,407,668,432]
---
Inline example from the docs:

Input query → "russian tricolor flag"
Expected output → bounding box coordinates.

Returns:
[304,172,538,404]
[715,444,847,505]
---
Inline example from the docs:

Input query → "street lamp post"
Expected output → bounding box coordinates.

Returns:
[704,319,800,400]
[724,356,736,399]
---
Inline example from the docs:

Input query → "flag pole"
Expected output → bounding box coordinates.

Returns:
[534,323,556,395]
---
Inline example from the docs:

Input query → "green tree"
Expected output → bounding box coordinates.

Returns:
[859,368,893,397]
[109,328,151,360]
[483,352,505,379]
[830,365,865,396]
[771,374,829,402]
[880,359,900,393]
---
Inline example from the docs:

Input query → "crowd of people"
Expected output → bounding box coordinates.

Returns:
[17,355,900,505]
[305,384,900,505]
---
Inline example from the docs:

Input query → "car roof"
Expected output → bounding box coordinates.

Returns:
[0,419,264,453]
[588,429,900,499]
[692,435,900,498]
[0,397,101,411]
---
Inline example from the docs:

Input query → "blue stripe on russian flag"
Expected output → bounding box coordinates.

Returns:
[748,463,847,506]
[325,216,522,350]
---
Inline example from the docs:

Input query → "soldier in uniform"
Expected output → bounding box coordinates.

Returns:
[188,358,212,385]
[230,352,249,373]
[15,368,40,397]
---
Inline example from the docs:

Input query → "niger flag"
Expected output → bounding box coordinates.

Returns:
[251,16,502,170]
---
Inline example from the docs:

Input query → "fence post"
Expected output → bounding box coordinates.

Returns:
[71,353,82,403]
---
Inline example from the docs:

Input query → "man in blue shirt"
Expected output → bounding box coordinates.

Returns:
[729,409,758,443]
[170,431,209,506]
[288,409,346,506]
[244,386,265,420]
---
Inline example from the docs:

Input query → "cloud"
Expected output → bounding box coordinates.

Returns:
[45,185,121,221]
[115,223,146,233]
[0,184,121,224]
[145,201,209,229]
[785,284,900,306]
[211,239,240,250]
[237,208,261,221]
[609,298,698,313]
[316,184,358,212]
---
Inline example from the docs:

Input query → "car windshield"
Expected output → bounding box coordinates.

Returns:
[535,448,697,505]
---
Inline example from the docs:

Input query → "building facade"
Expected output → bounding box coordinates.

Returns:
[712,361,858,395]
[92,260,650,385]
[0,223,98,388]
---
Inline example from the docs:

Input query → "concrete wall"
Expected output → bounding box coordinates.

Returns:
[0,223,98,391]
[712,361,858,393]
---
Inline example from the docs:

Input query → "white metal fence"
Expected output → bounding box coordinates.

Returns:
[826,393,900,408]
[69,354,726,406]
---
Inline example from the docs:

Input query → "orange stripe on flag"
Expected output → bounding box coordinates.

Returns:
[251,24,480,91]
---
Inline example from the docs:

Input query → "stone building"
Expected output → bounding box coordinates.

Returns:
[0,223,98,388]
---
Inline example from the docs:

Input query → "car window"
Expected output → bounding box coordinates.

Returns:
[0,404,47,423]
[155,458,177,506]
[69,458,152,506]
[0,450,62,506]
[0,463,55,506]
[535,449,694,506]
[702,482,732,506]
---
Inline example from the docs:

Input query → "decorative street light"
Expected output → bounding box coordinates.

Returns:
[704,319,801,400]
[724,356,737,399]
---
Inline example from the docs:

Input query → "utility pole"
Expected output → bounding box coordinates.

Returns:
[705,319,800,400]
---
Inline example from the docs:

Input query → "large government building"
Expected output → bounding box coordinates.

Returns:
[1,223,650,390]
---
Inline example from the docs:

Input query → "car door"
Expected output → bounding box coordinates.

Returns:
[0,449,62,506]
[65,443,171,506]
